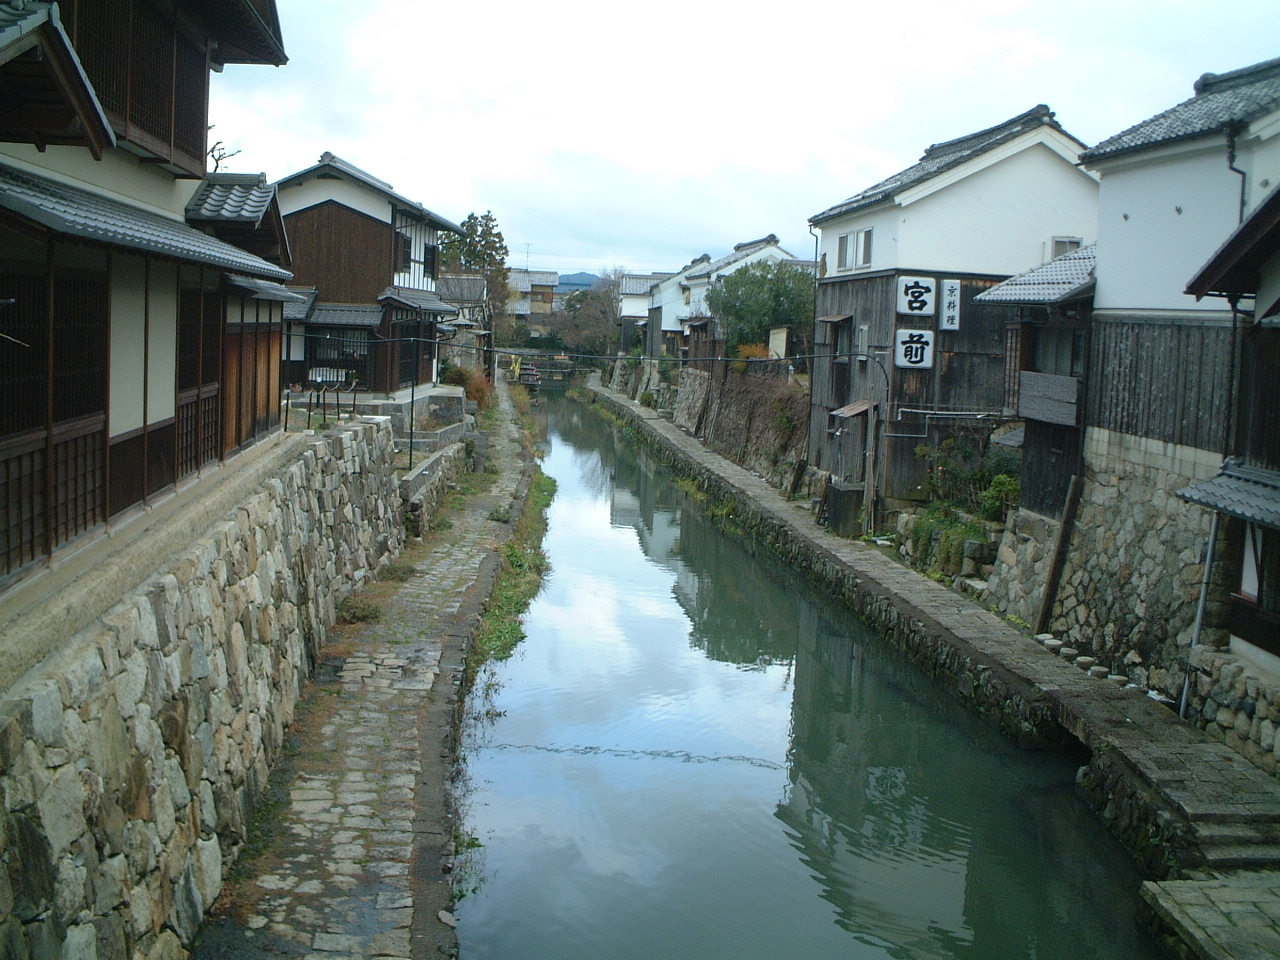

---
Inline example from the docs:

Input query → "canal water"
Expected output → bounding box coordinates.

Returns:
[457,397,1162,960]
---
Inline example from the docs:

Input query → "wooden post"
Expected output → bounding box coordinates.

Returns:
[1035,474,1084,635]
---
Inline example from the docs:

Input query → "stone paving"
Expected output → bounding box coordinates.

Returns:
[192,380,529,960]
[586,376,1280,960]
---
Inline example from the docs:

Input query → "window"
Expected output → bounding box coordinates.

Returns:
[1232,521,1280,657]
[1032,326,1087,379]
[838,229,873,270]
[423,243,439,281]
[396,233,413,272]
[1051,237,1082,260]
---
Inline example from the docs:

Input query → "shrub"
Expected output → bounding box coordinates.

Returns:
[337,596,381,623]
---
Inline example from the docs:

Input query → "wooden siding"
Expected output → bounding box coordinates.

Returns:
[1022,419,1083,519]
[63,0,210,176]
[1087,318,1232,452]
[1019,371,1080,426]
[810,274,1013,501]
[1237,327,1280,472]
[285,202,392,303]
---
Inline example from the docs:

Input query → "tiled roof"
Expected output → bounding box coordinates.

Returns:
[186,173,277,224]
[378,285,458,315]
[1082,58,1280,164]
[437,274,487,303]
[226,274,308,302]
[283,286,318,322]
[976,245,1097,303]
[507,270,558,292]
[1179,459,1280,530]
[811,105,1077,225]
[275,152,463,234]
[686,235,789,280]
[308,303,384,328]
[0,162,292,280]
[619,274,669,295]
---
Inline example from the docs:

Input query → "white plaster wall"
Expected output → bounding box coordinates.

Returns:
[620,292,650,320]
[1243,112,1280,214]
[0,144,198,218]
[276,178,391,223]
[109,255,147,437]
[817,204,899,279]
[1092,145,1242,312]
[147,262,178,424]
[897,144,1098,275]
[391,219,439,292]
[687,246,797,316]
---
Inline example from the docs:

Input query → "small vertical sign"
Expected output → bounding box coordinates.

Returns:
[940,279,961,331]
[897,276,936,316]
[894,328,935,368]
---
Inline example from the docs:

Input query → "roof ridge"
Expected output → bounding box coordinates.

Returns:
[921,104,1055,159]
[1195,56,1280,96]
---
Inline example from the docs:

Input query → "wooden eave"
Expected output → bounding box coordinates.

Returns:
[0,8,114,159]
[1186,186,1280,299]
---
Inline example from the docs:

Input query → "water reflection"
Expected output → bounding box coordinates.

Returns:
[459,398,1159,960]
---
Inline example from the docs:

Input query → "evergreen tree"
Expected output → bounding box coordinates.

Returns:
[441,211,511,325]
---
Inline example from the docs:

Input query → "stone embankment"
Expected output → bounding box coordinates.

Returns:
[587,376,1280,960]
[0,417,429,960]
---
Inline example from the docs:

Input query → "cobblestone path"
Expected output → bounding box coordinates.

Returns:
[192,380,529,960]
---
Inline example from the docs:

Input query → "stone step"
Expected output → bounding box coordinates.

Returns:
[1194,822,1280,846]
[1199,843,1280,869]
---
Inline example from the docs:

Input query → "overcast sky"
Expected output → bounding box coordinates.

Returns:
[209,0,1280,277]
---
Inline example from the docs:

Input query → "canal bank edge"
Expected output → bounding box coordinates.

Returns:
[583,376,1280,959]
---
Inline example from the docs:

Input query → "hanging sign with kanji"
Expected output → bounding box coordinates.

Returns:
[894,328,935,368]
[897,276,936,316]
[940,279,961,330]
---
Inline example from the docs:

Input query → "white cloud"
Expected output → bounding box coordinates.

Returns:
[210,0,1280,273]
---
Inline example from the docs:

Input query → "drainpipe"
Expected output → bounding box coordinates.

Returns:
[1226,125,1247,225]
[1180,510,1220,720]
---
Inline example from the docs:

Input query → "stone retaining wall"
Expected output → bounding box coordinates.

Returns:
[0,418,404,960]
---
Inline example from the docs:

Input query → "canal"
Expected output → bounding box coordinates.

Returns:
[457,397,1163,960]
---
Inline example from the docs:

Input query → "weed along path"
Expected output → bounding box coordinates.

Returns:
[191,378,537,960]
[455,396,1165,960]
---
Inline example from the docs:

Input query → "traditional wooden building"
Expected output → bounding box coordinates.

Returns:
[1180,182,1280,661]
[0,0,295,586]
[275,153,462,393]
[975,245,1096,520]
[807,105,1098,528]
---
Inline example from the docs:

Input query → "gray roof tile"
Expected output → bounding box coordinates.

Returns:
[811,105,1078,225]
[186,173,277,224]
[437,274,487,303]
[283,286,318,321]
[1179,460,1280,530]
[308,303,384,328]
[276,152,462,234]
[378,285,458,315]
[0,162,292,280]
[975,245,1096,303]
[1082,58,1280,164]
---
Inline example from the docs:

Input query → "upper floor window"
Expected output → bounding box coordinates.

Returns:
[396,233,413,272]
[1051,237,1082,260]
[837,228,873,271]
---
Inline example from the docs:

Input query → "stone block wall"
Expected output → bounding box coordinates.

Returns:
[672,365,808,491]
[1046,429,1219,695]
[986,509,1062,627]
[0,418,403,960]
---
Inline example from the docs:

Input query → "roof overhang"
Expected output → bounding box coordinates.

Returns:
[378,287,459,316]
[831,399,872,418]
[226,274,308,302]
[0,162,293,280]
[204,0,288,67]
[817,314,852,323]
[0,2,115,159]
[1178,460,1280,530]
[1186,184,1280,319]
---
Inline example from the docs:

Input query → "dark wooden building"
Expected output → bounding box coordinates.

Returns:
[276,154,462,394]
[807,105,1098,531]
[975,245,1096,519]
[1,0,294,586]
